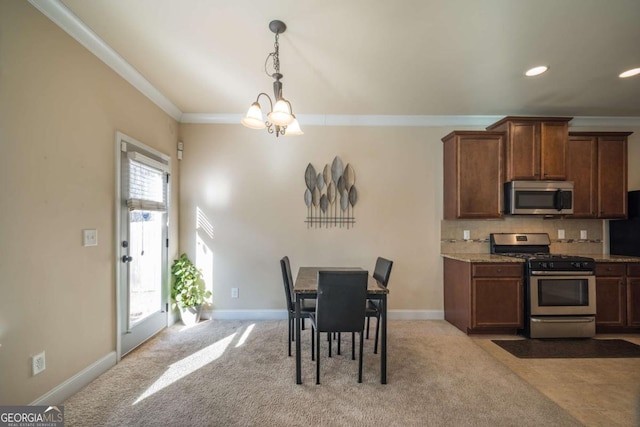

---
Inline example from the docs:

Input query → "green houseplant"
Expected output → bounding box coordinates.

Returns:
[171,253,211,325]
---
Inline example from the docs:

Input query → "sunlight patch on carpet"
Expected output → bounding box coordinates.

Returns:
[133,332,236,404]
[235,323,254,348]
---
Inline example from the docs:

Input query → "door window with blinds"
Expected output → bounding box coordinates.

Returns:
[118,134,170,356]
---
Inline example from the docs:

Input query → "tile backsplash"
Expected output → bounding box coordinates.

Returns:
[441,217,604,254]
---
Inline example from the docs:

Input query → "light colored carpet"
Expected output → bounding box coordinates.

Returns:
[63,320,582,426]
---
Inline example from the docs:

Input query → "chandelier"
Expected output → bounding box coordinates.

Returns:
[241,20,303,137]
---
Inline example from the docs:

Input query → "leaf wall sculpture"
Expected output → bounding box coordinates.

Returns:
[304,156,357,228]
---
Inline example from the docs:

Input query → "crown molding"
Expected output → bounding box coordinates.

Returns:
[181,113,640,127]
[28,0,183,121]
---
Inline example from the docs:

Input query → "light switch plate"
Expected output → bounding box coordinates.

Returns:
[558,229,565,239]
[580,230,588,240]
[83,229,98,247]
[463,230,470,240]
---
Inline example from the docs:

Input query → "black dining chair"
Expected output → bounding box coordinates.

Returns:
[280,256,315,357]
[309,270,368,384]
[366,257,393,354]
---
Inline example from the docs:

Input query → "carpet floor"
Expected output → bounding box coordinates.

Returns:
[63,320,583,426]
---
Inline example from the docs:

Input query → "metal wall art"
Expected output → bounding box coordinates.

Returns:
[304,156,357,228]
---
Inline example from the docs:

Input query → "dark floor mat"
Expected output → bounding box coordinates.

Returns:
[492,338,640,358]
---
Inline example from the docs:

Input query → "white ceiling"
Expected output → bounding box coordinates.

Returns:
[34,0,640,123]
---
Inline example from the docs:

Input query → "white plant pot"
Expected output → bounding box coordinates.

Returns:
[179,305,202,326]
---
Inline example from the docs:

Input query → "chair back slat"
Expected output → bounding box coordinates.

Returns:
[280,256,294,311]
[316,270,368,333]
[373,257,393,287]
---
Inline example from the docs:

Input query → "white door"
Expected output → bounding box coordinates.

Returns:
[116,132,170,357]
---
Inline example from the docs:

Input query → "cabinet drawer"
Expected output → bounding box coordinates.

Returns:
[596,263,626,277]
[628,263,640,277]
[472,264,522,277]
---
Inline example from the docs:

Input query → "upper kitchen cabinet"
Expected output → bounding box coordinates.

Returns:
[567,131,632,219]
[486,116,572,181]
[442,131,504,219]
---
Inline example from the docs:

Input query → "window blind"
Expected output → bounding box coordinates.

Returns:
[124,152,168,212]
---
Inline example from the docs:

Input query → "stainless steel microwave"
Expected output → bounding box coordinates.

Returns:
[504,181,574,215]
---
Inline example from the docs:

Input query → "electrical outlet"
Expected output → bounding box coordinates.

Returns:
[463,230,470,240]
[82,229,98,247]
[231,288,239,298]
[558,229,565,240]
[32,351,46,376]
[580,230,588,240]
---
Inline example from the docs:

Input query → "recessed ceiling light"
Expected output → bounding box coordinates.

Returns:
[525,66,549,77]
[619,67,640,78]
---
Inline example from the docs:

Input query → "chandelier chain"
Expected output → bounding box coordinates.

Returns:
[264,32,280,77]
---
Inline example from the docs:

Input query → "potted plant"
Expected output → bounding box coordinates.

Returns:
[171,253,211,325]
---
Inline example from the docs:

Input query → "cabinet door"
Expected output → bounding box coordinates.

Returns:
[595,276,626,326]
[443,132,503,219]
[597,136,627,218]
[540,121,568,180]
[566,135,597,218]
[507,122,539,181]
[472,278,523,328]
[627,278,640,327]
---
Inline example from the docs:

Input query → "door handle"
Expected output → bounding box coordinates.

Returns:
[122,255,133,263]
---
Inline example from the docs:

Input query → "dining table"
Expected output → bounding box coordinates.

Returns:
[294,266,389,384]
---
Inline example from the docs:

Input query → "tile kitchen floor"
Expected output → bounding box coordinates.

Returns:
[473,334,640,427]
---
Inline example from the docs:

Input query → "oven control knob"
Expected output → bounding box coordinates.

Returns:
[541,262,548,269]
[549,262,554,268]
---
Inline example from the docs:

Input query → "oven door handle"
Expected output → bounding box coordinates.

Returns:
[530,317,595,324]
[530,271,594,276]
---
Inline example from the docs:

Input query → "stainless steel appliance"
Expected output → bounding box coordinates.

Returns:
[504,181,574,215]
[609,190,640,256]
[490,233,596,338]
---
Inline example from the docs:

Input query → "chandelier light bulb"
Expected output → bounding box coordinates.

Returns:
[241,102,266,129]
[268,99,294,126]
[284,116,304,136]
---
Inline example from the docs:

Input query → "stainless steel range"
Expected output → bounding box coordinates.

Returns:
[490,233,596,338]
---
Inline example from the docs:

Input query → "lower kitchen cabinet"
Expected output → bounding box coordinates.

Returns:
[444,258,523,334]
[595,262,640,332]
[627,264,640,327]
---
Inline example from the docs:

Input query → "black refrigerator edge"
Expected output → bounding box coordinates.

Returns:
[609,190,640,256]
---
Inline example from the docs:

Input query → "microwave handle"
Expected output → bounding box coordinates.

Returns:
[554,189,564,211]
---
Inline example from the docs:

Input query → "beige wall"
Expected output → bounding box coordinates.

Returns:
[0,2,179,404]
[178,124,448,313]
[179,124,640,317]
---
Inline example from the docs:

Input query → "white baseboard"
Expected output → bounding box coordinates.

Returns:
[30,351,117,405]
[209,309,444,321]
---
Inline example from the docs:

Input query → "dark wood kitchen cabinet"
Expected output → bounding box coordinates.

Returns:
[442,131,505,219]
[486,116,572,181]
[626,263,640,328]
[567,132,631,219]
[444,258,523,334]
[595,262,640,332]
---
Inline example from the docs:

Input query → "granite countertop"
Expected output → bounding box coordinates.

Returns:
[441,253,640,263]
[441,254,525,263]
[577,254,640,263]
